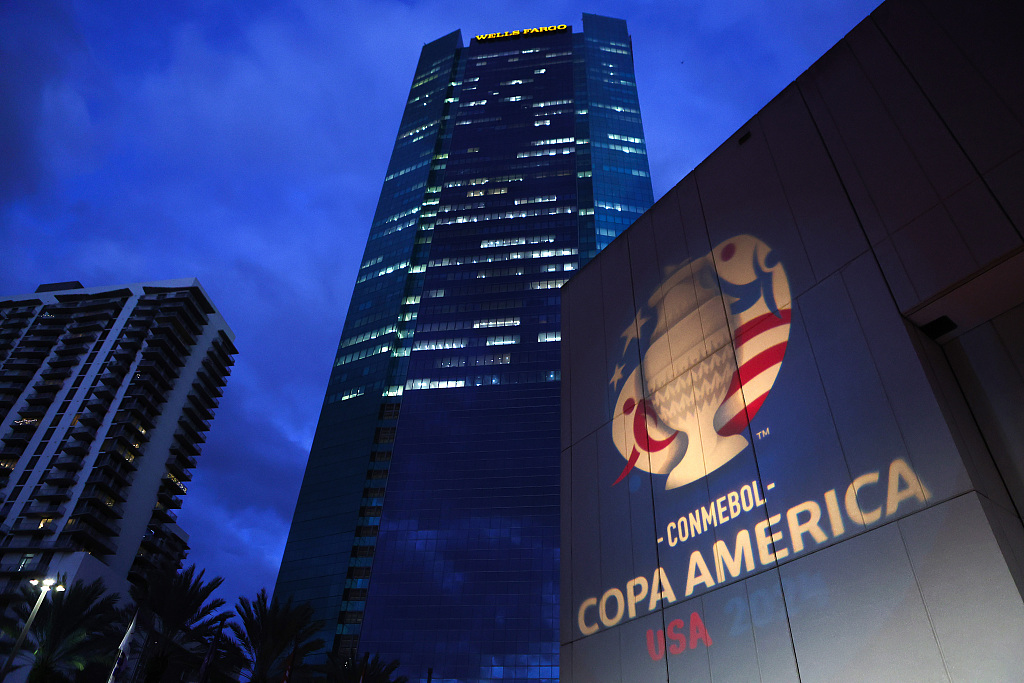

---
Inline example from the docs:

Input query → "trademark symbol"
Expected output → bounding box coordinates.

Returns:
[756,427,770,440]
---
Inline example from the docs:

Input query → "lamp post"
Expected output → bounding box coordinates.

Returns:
[0,578,65,683]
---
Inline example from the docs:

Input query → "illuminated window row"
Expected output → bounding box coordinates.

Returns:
[356,260,410,283]
[466,187,507,197]
[417,320,470,332]
[437,201,486,212]
[397,119,439,141]
[407,378,466,390]
[517,146,573,158]
[537,331,561,342]
[372,206,420,229]
[434,353,512,368]
[530,279,569,290]
[477,266,525,278]
[412,338,467,351]
[534,119,551,127]
[456,116,502,127]
[404,369,560,390]
[601,165,650,178]
[335,343,392,367]
[444,175,524,188]
[596,200,649,213]
[501,78,533,86]
[486,335,520,346]
[384,159,430,182]
[434,206,574,225]
[481,235,555,248]
[608,133,643,144]
[599,46,630,54]
[474,317,520,328]
[327,386,365,404]
[410,72,440,89]
[360,255,383,269]
[514,195,557,205]
[463,100,488,107]
[429,248,576,267]
[593,141,644,155]
[339,324,398,349]
[592,102,640,115]
[531,138,574,147]
[532,99,572,108]
[472,48,531,60]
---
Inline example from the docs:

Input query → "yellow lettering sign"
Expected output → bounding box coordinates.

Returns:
[475,24,569,41]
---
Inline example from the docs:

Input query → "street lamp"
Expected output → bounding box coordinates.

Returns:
[0,578,65,682]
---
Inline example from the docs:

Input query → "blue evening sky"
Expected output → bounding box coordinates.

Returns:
[0,0,880,608]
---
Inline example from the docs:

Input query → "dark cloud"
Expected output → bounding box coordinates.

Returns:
[0,0,881,607]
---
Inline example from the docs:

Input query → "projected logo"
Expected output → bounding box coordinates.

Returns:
[611,235,791,490]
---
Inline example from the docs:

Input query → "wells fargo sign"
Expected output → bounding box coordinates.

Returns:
[475,25,569,41]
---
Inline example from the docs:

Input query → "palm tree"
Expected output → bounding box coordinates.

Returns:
[130,565,231,683]
[5,576,121,683]
[230,589,323,683]
[319,651,408,683]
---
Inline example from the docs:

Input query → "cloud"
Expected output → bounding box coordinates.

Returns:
[1,0,883,610]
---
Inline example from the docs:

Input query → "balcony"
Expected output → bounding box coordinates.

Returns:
[166,451,197,479]
[69,421,98,441]
[53,342,88,357]
[39,364,72,379]
[2,431,33,447]
[83,473,128,501]
[25,384,62,405]
[156,484,184,508]
[91,383,116,401]
[176,418,206,444]
[4,354,40,369]
[77,409,104,428]
[97,371,125,389]
[62,524,116,555]
[21,502,66,518]
[75,493,125,519]
[16,404,47,421]
[172,432,200,456]
[59,438,91,457]
[0,555,47,576]
[10,518,59,535]
[35,485,73,501]
[42,469,78,487]
[161,475,187,497]
[130,369,172,394]
[151,505,178,523]
[52,453,85,471]
[3,368,36,382]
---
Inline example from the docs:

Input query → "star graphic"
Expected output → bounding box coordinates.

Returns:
[620,309,651,354]
[609,363,626,391]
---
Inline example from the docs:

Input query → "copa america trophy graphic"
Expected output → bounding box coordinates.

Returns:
[611,235,792,490]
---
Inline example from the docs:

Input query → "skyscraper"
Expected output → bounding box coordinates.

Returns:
[0,279,235,601]
[274,15,653,682]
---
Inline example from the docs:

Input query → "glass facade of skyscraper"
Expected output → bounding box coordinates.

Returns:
[275,15,653,682]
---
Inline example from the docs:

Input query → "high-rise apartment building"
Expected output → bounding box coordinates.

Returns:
[274,15,653,682]
[0,279,235,601]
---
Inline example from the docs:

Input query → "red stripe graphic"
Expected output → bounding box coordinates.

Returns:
[717,393,768,437]
[732,310,792,348]
[721,342,788,403]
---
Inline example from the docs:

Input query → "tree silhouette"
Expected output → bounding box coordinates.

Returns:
[230,589,323,683]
